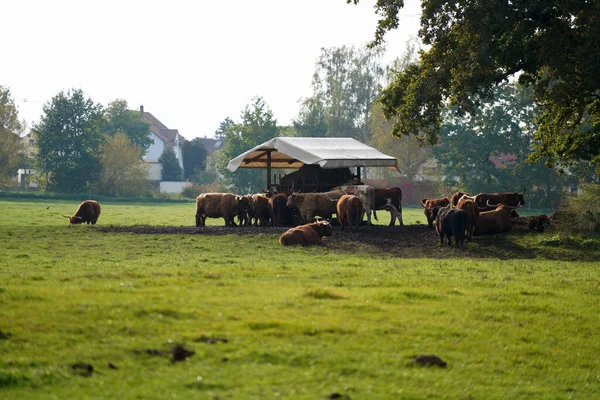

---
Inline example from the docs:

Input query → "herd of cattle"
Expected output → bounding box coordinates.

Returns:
[65,186,551,248]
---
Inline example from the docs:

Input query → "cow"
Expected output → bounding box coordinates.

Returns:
[374,187,403,226]
[421,197,450,228]
[336,194,365,232]
[474,203,514,235]
[195,193,252,227]
[237,194,254,226]
[474,189,526,211]
[285,190,346,223]
[278,221,333,246]
[456,197,479,241]
[332,185,376,225]
[269,192,295,226]
[251,193,272,226]
[450,191,470,207]
[63,200,101,225]
[434,205,468,247]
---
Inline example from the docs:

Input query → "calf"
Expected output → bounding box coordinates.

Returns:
[421,197,450,228]
[374,187,403,226]
[336,194,365,232]
[435,205,468,247]
[196,193,252,227]
[63,200,101,225]
[279,221,333,246]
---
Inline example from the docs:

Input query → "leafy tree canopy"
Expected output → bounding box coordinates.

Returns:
[218,97,279,193]
[349,0,600,172]
[159,146,183,181]
[34,89,104,193]
[103,99,152,151]
[214,117,234,141]
[182,138,207,181]
[0,86,24,186]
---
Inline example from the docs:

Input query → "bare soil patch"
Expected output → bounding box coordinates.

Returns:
[98,223,572,260]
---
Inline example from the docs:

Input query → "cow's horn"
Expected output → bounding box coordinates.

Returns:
[62,215,71,219]
[520,188,526,194]
[486,199,499,208]
[504,202,522,209]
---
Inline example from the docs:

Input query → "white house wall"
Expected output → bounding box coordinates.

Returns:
[144,132,164,162]
[147,162,162,181]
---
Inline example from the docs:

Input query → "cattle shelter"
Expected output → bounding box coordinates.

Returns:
[227,137,399,192]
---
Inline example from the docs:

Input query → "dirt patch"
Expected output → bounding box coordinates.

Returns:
[98,224,586,260]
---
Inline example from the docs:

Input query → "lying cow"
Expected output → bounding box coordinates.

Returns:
[456,197,479,241]
[421,197,450,228]
[434,205,468,247]
[474,189,525,211]
[286,190,346,223]
[196,193,252,227]
[63,200,101,225]
[374,187,403,226]
[279,221,333,246]
[333,185,376,225]
[337,194,365,232]
[474,203,514,235]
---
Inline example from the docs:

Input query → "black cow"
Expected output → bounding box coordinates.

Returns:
[435,206,467,247]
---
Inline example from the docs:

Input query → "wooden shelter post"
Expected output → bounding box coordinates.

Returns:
[266,150,272,189]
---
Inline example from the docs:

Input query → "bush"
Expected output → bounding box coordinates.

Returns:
[180,182,229,199]
[554,184,600,234]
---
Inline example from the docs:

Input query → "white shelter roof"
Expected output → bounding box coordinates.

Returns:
[227,137,397,172]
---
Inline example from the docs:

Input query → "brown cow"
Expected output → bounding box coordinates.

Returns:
[333,185,376,225]
[450,192,470,207]
[337,194,365,232]
[286,190,346,223]
[237,194,254,226]
[474,204,514,235]
[456,197,479,241]
[63,200,101,225]
[270,192,295,226]
[374,187,403,226]
[279,221,333,246]
[251,193,272,226]
[195,193,252,227]
[474,189,526,211]
[421,197,450,228]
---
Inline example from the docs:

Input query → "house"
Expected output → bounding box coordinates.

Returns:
[139,106,184,182]
[197,136,223,154]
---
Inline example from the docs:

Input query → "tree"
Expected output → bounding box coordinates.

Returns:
[182,138,207,181]
[214,117,234,141]
[433,82,565,208]
[349,0,600,173]
[159,146,183,181]
[295,45,385,141]
[97,132,150,196]
[34,89,104,193]
[0,86,24,187]
[103,99,152,152]
[218,97,279,193]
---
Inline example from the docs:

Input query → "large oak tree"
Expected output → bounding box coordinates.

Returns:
[349,0,600,173]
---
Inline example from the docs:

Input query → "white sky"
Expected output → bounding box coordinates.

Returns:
[3,0,421,140]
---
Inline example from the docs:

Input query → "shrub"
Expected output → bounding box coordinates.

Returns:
[553,184,600,234]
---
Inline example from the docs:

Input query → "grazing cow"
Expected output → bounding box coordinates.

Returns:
[474,189,526,211]
[285,190,346,223]
[336,194,365,231]
[195,193,252,227]
[374,187,404,226]
[63,200,101,225]
[269,192,295,226]
[251,193,272,226]
[435,205,468,247]
[474,203,514,235]
[333,185,376,225]
[421,197,450,228]
[456,197,479,241]
[450,191,470,207]
[279,221,333,246]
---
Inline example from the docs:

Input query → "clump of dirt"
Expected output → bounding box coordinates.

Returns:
[134,344,195,363]
[71,362,93,376]
[194,335,228,344]
[413,354,447,368]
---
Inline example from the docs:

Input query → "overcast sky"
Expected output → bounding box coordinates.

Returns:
[4,0,421,140]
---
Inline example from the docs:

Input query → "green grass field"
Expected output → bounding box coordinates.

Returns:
[1,198,599,399]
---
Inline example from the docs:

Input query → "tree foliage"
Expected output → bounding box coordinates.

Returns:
[0,86,24,187]
[97,132,150,196]
[295,45,385,141]
[350,0,600,172]
[34,89,104,193]
[218,97,279,193]
[159,146,183,181]
[214,117,234,141]
[103,99,152,152]
[434,82,565,208]
[182,138,207,181]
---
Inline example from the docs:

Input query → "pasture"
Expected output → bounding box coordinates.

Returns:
[1,198,599,399]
